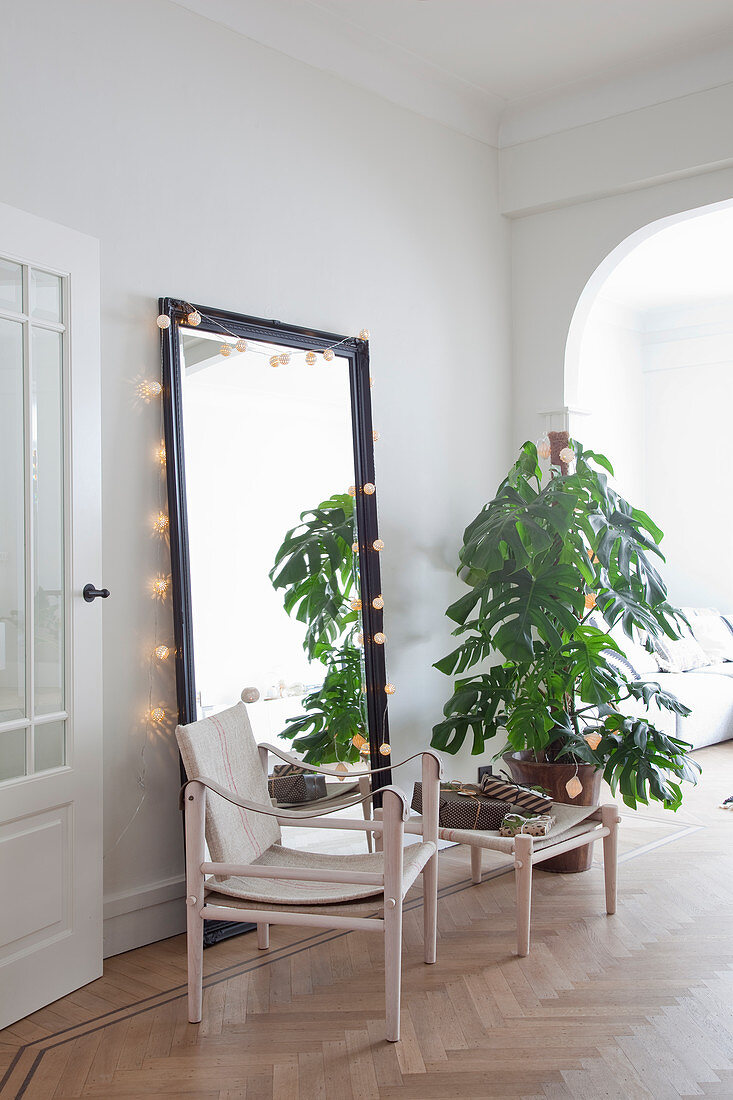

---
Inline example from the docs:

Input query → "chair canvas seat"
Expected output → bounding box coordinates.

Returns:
[209,839,437,905]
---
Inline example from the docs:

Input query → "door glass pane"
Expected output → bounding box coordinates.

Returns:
[0,728,26,782]
[30,269,62,324]
[32,327,64,716]
[34,720,65,772]
[0,318,26,722]
[0,258,22,314]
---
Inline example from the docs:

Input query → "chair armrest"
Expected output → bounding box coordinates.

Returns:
[181,777,377,821]
[259,743,443,781]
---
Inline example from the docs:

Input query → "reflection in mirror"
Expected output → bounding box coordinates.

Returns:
[178,328,371,769]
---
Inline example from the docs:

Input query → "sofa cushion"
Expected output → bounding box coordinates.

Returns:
[651,626,710,673]
[682,607,733,664]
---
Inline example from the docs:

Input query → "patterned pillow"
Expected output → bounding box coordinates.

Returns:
[683,608,733,664]
[586,612,657,678]
[651,626,710,673]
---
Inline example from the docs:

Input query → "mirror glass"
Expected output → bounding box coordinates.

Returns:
[179,329,370,767]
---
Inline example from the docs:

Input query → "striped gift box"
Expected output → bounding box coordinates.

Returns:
[479,775,552,814]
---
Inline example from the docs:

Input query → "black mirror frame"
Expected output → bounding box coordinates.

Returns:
[158,297,392,788]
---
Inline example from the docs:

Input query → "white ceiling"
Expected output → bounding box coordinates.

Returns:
[600,204,733,312]
[175,0,733,145]
[310,0,733,103]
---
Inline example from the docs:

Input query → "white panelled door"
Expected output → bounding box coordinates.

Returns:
[0,203,102,1029]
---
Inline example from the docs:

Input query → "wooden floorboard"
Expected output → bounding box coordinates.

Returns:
[2,742,732,1099]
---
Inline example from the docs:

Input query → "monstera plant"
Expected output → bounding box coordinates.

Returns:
[270,492,367,765]
[431,439,701,812]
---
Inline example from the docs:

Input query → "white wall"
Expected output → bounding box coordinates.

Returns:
[575,296,646,506]
[0,1,511,951]
[643,301,733,610]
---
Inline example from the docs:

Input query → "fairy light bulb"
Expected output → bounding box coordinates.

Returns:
[359,329,370,341]
[372,595,384,610]
[348,485,356,497]
[156,314,171,329]
[235,339,247,353]
[335,761,349,780]
[352,541,359,552]
[559,446,574,465]
[154,645,170,661]
[537,434,551,460]
[150,707,165,723]
[305,351,317,365]
[565,775,583,799]
[379,742,391,756]
[220,343,232,357]
[151,576,169,600]
[363,483,376,495]
[350,598,362,611]
[359,742,370,756]
[269,355,280,368]
[584,732,602,750]
[384,683,396,695]
[323,348,335,362]
[585,592,597,611]
[352,733,367,750]
[372,539,384,551]
[374,632,386,645]
[278,352,290,366]
[152,512,169,534]
[372,430,380,442]
[356,633,364,646]
[187,310,201,327]
[137,380,162,400]
[156,442,166,466]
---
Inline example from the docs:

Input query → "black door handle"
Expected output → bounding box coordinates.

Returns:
[83,584,110,603]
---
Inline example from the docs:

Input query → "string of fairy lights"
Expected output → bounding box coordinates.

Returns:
[142,305,394,762]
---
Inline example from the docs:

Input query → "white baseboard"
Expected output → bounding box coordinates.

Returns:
[103,874,186,958]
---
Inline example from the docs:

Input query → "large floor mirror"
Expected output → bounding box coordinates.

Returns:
[159,300,391,798]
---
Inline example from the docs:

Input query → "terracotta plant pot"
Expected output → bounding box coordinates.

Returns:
[503,752,603,873]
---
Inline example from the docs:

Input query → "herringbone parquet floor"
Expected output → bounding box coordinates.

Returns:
[1,743,731,1099]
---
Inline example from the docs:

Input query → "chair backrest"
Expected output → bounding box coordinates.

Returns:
[176,702,281,865]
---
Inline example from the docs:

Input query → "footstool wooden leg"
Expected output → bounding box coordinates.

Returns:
[470,845,482,884]
[601,804,620,915]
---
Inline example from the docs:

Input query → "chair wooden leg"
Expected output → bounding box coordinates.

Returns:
[514,835,533,958]
[184,782,206,1023]
[423,856,437,964]
[187,904,204,1023]
[382,789,405,1042]
[601,804,619,915]
[384,900,403,1042]
[257,922,270,950]
[470,845,482,884]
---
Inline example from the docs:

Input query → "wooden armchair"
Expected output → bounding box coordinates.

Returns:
[176,702,442,1042]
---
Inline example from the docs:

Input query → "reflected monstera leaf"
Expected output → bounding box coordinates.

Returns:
[271,492,367,764]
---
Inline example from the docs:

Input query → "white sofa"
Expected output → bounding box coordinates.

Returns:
[614,608,733,751]
[624,665,733,750]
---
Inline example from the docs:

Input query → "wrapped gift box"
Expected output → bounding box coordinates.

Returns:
[479,775,552,814]
[411,781,509,831]
[268,763,327,804]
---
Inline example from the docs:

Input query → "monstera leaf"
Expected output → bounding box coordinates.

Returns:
[481,563,585,660]
[270,492,357,659]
